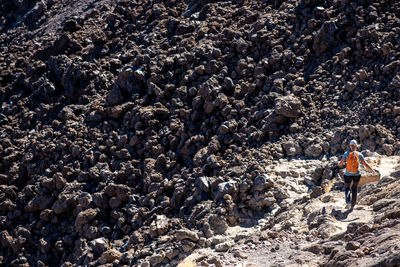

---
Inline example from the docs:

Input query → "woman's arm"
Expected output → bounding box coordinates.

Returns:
[361,159,375,174]
[338,158,345,167]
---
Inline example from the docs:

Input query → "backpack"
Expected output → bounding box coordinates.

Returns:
[346,151,359,173]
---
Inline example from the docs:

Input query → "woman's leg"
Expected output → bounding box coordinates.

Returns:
[351,175,361,206]
[345,183,351,204]
[344,175,352,204]
[351,181,359,206]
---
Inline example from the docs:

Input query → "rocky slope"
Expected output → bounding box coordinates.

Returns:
[180,155,400,266]
[1,0,400,266]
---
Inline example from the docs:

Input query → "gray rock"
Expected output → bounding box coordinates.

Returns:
[305,144,323,158]
[25,195,52,212]
[149,254,165,266]
[106,88,124,106]
[75,208,99,227]
[218,124,230,134]
[252,174,274,191]
[247,195,276,211]
[90,238,109,255]
[209,215,228,235]
[24,0,46,24]
[104,183,131,202]
[313,20,338,55]
[54,173,67,190]
[176,228,199,242]
[78,192,92,208]
[93,192,109,209]
[274,95,302,118]
[312,165,325,182]
[283,141,302,156]
[108,197,122,209]
[310,186,324,198]
[170,186,186,210]
[195,176,210,192]
[214,181,237,200]
[63,18,80,32]
[100,249,122,264]
[372,199,397,211]
[359,125,375,140]
[382,144,394,156]
[0,230,13,248]
[52,182,82,214]
[149,215,170,238]
[181,239,196,252]
[215,241,233,252]
[322,168,333,181]
[345,241,360,251]
[383,60,400,76]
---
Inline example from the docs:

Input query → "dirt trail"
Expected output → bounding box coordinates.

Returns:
[180,156,400,267]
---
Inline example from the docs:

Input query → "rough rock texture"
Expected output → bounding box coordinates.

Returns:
[183,156,400,266]
[1,0,400,266]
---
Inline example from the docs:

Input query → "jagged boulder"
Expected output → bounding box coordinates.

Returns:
[274,95,302,118]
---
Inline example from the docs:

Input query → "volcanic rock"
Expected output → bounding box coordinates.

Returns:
[274,95,302,118]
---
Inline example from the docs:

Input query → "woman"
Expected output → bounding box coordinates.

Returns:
[338,140,376,208]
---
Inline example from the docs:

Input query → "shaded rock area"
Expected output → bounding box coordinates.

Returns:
[1,0,400,266]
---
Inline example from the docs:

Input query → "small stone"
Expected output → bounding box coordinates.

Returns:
[63,19,80,32]
[252,174,274,191]
[346,241,360,251]
[0,230,12,247]
[54,173,67,190]
[218,124,230,134]
[215,241,233,252]
[181,240,196,252]
[233,250,248,259]
[40,209,55,222]
[100,249,122,264]
[93,192,109,209]
[75,208,99,227]
[176,229,199,242]
[78,192,92,208]
[149,215,170,238]
[25,195,52,212]
[283,141,302,156]
[310,186,324,198]
[39,238,51,253]
[109,197,122,209]
[90,238,108,255]
[214,181,237,200]
[195,176,210,192]
[149,254,165,266]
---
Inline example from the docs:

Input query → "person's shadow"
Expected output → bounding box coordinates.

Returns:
[328,206,359,221]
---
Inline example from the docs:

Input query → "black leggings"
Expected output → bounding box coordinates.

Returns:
[344,175,361,205]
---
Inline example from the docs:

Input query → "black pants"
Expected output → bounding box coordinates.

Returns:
[344,174,361,205]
